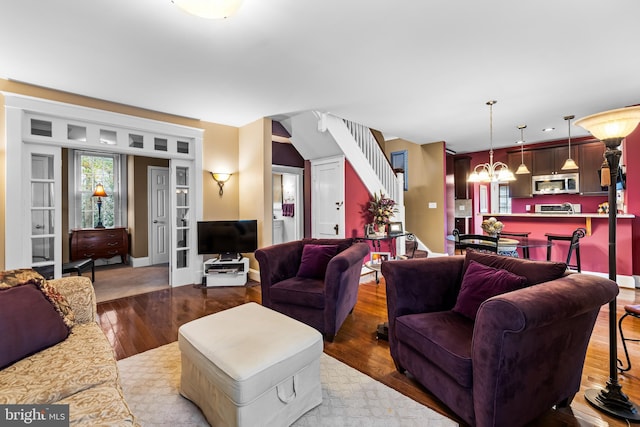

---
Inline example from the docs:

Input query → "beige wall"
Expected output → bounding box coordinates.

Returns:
[0,78,238,270]
[127,157,170,258]
[238,118,272,271]
[385,139,447,253]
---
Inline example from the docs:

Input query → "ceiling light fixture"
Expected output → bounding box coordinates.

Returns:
[515,125,530,175]
[575,105,640,422]
[172,0,244,19]
[468,100,516,183]
[561,115,578,170]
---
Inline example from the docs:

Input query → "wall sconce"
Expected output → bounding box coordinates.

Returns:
[211,173,231,196]
[92,183,108,228]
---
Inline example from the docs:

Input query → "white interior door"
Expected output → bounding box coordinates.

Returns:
[149,167,170,264]
[311,156,345,238]
[170,160,196,286]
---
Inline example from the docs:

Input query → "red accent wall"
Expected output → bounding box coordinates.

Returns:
[344,160,395,255]
[345,160,371,238]
[623,126,640,274]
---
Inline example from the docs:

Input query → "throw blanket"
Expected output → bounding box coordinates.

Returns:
[283,203,295,217]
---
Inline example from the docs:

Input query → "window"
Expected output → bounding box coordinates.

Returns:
[498,184,511,213]
[74,151,122,228]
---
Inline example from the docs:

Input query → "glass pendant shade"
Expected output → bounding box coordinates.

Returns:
[561,115,578,170]
[574,106,640,141]
[172,0,244,19]
[515,125,530,175]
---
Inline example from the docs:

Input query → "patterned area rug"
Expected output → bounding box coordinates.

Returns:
[117,342,457,427]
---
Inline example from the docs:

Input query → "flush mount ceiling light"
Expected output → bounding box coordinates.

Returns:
[468,100,516,183]
[561,115,579,170]
[172,0,244,19]
[515,125,530,175]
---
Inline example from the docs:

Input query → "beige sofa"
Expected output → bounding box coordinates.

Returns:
[0,275,138,426]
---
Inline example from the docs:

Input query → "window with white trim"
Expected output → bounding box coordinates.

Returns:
[73,151,123,228]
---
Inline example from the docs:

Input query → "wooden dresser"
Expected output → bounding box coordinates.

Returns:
[70,227,129,263]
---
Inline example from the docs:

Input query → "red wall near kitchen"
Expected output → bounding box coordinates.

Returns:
[623,126,640,274]
[345,160,371,239]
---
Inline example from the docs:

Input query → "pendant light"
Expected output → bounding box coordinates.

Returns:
[468,100,516,183]
[561,115,579,170]
[515,125,530,175]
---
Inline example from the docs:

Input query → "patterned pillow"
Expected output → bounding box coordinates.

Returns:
[0,269,75,328]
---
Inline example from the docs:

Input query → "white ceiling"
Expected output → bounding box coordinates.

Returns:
[1,0,639,154]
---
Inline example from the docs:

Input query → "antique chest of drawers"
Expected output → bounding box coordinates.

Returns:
[70,227,129,263]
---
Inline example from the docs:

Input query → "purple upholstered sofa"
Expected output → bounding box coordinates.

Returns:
[381,250,619,427]
[255,238,369,341]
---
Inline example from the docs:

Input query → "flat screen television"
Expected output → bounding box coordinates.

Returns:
[197,220,258,260]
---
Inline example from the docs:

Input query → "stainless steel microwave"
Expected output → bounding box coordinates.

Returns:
[531,173,579,195]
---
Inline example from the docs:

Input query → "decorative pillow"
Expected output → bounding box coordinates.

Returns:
[462,250,567,286]
[297,244,339,279]
[453,260,527,320]
[0,284,70,369]
[0,269,75,328]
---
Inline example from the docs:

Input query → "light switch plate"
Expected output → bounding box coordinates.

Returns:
[428,202,437,209]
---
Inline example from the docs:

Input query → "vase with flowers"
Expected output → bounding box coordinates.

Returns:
[481,217,504,237]
[368,191,397,236]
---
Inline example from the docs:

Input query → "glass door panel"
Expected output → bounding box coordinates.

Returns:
[30,152,59,274]
[171,162,195,285]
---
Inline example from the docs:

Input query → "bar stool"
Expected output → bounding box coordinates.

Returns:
[499,231,531,258]
[545,228,586,272]
[618,304,640,372]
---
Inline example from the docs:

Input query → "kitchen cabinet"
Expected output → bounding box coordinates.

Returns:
[532,146,579,175]
[578,141,607,195]
[507,151,533,198]
[454,156,471,199]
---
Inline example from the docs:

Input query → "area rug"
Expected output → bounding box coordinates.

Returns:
[117,342,457,427]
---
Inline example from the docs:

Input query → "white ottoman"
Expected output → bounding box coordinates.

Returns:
[178,302,323,427]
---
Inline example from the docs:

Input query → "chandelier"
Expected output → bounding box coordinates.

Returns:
[468,100,516,183]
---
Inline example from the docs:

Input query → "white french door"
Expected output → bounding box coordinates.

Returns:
[26,145,62,277]
[170,160,196,286]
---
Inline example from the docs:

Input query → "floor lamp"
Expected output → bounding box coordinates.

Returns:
[575,105,640,421]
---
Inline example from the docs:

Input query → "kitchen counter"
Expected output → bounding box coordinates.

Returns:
[476,213,635,286]
[482,212,635,219]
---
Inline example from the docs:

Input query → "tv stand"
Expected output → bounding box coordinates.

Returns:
[203,257,249,287]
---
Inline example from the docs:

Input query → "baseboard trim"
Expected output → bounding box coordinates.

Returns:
[129,257,150,268]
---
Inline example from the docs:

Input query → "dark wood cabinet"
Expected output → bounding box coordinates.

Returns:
[70,227,129,263]
[454,156,471,199]
[578,141,607,195]
[532,146,579,176]
[507,151,533,198]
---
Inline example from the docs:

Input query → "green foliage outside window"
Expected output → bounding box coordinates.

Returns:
[80,154,115,228]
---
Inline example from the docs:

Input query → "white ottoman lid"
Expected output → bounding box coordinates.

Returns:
[178,302,323,405]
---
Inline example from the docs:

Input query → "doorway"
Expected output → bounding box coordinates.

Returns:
[272,165,304,244]
[149,166,170,265]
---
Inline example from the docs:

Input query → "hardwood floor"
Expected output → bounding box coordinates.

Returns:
[97,272,640,427]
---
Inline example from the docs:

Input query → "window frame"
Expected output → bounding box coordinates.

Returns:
[69,150,127,229]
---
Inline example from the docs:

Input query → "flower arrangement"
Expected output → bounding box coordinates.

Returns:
[481,217,503,236]
[368,191,397,228]
[597,202,609,214]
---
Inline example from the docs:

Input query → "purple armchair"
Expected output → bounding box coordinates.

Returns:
[255,238,369,341]
[381,252,618,427]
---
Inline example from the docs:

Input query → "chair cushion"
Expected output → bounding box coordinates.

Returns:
[453,260,527,320]
[395,311,474,388]
[270,276,325,309]
[0,284,70,369]
[296,244,338,279]
[463,250,567,286]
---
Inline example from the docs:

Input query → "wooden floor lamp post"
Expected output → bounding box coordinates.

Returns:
[575,105,640,422]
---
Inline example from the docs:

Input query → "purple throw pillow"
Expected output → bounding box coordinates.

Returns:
[0,284,70,369]
[453,260,527,320]
[296,244,339,279]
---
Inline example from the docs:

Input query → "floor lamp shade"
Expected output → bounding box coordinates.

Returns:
[575,105,640,421]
